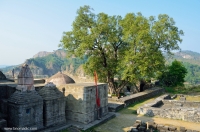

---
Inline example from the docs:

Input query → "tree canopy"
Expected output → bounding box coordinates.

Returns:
[60,5,183,95]
[158,60,187,87]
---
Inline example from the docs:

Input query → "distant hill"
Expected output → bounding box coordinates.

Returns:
[1,49,88,79]
[0,65,9,68]
[33,51,53,58]
[166,50,200,66]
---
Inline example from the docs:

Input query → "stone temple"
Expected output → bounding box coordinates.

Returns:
[0,64,109,131]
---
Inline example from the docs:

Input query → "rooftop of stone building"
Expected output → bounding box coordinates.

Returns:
[46,72,75,86]
[38,82,64,100]
[7,90,43,104]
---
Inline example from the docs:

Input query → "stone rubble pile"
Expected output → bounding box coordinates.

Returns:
[127,120,199,132]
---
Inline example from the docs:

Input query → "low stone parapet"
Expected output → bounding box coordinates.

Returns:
[118,87,164,107]
[137,94,200,123]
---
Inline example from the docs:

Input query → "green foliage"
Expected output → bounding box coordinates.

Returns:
[183,62,200,85]
[120,13,183,82]
[165,50,200,85]
[158,60,187,87]
[60,5,183,94]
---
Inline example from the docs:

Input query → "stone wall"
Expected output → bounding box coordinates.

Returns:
[58,83,108,124]
[137,94,200,123]
[162,100,200,108]
[118,88,165,107]
[0,84,16,115]
[38,83,66,127]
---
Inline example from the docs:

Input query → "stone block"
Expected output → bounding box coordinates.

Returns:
[169,125,177,131]
[180,127,186,132]
[135,120,141,124]
[138,126,146,131]
[163,125,169,130]
[130,128,138,132]
[157,124,164,130]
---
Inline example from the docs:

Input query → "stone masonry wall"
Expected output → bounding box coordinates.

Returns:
[118,88,165,107]
[58,83,108,124]
[162,100,200,108]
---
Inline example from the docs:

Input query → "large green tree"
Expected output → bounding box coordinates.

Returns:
[119,13,183,89]
[158,60,187,86]
[60,5,183,96]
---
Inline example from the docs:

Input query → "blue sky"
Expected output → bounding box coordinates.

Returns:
[0,0,200,65]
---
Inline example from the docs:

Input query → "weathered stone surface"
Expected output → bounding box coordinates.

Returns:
[59,83,108,124]
[130,128,138,132]
[180,126,186,132]
[169,125,177,131]
[6,64,44,131]
[17,64,34,91]
[118,88,165,106]
[135,120,141,124]
[7,90,43,131]
[133,123,140,128]
[138,126,146,131]
[46,72,75,86]
[38,82,66,127]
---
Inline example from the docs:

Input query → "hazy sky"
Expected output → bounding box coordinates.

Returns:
[0,0,200,65]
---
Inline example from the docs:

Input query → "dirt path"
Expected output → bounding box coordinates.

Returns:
[95,113,200,132]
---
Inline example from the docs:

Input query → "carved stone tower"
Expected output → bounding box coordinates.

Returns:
[7,64,43,131]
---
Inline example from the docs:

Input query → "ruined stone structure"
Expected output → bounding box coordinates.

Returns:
[137,94,200,123]
[58,83,108,124]
[0,64,109,131]
[7,64,44,130]
[38,82,66,127]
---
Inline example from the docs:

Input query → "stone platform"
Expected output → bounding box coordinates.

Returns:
[37,112,116,132]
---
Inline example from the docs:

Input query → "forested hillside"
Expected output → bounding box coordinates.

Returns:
[1,49,88,78]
